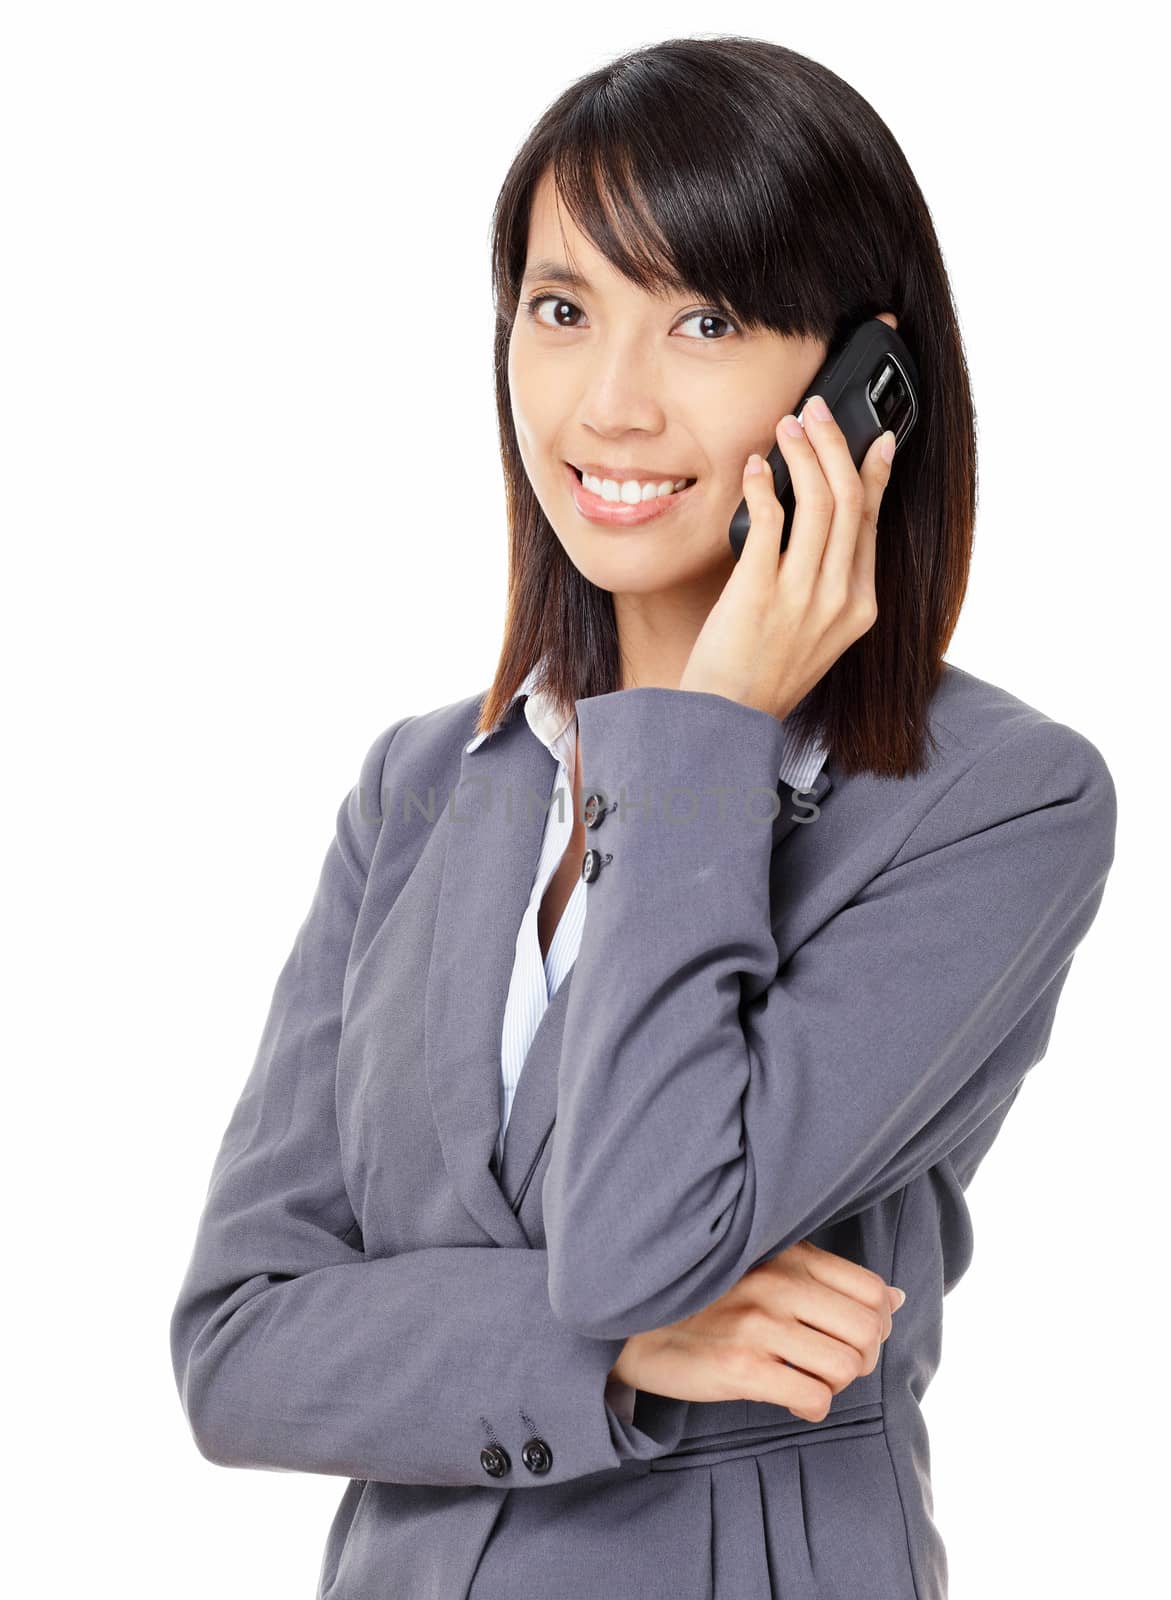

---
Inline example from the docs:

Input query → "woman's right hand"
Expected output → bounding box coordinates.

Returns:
[609,1240,906,1424]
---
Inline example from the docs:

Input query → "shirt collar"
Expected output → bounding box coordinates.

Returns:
[464,659,562,749]
[465,656,830,792]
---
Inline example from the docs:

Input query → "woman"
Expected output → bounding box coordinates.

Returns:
[169,36,1117,1600]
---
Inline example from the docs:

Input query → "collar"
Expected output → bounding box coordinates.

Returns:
[465,659,570,756]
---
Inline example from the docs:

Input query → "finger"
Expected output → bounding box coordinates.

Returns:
[788,1239,905,1319]
[750,1313,871,1395]
[776,1277,889,1373]
[850,428,896,599]
[800,394,872,593]
[770,408,834,596]
[794,1246,894,1343]
[737,446,789,586]
[741,1350,833,1420]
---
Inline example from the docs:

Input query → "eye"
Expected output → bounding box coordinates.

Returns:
[676,310,740,341]
[523,294,586,328]
[522,294,740,340]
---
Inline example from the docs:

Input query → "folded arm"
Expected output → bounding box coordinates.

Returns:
[544,688,1117,1339]
[169,715,680,1486]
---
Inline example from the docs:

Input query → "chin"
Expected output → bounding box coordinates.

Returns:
[557,531,723,597]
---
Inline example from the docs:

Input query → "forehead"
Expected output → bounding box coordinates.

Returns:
[523,169,603,278]
[521,166,687,303]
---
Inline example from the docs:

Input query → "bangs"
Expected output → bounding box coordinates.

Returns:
[510,74,860,346]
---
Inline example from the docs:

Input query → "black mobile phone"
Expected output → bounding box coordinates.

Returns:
[728,318,921,560]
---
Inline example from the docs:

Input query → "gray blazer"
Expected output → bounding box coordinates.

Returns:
[169,662,1117,1600]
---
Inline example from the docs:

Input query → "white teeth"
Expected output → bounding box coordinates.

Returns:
[581,471,692,503]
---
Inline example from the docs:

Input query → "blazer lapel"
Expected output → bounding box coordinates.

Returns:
[492,757,837,1229]
[424,702,562,1247]
[494,966,575,1218]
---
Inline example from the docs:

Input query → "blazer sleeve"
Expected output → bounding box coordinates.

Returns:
[544,687,1118,1339]
[168,716,683,1487]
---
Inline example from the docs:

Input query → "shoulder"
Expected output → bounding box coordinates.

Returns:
[927,661,1095,753]
[897,661,1117,869]
[337,689,487,881]
[352,687,489,819]
[926,660,1113,791]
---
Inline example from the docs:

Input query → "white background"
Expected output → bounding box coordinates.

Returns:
[4,4,1163,1596]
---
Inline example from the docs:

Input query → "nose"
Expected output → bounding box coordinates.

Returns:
[578,346,669,440]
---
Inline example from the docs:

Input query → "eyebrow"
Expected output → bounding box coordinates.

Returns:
[519,258,594,291]
[519,256,696,301]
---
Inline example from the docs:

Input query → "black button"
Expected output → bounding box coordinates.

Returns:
[581,847,612,883]
[582,791,610,829]
[521,1437,553,1474]
[480,1444,511,1477]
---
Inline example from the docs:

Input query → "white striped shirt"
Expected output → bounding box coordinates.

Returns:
[465,662,830,1424]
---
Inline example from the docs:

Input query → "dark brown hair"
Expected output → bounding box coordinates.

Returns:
[479,34,976,778]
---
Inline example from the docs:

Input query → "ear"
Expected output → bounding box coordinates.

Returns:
[874,310,898,331]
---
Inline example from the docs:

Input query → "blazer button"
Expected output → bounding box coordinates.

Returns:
[581,847,612,883]
[582,791,612,829]
[521,1437,553,1474]
[480,1444,512,1478]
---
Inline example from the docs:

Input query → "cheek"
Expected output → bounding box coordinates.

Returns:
[508,382,559,473]
[507,337,561,436]
[687,402,767,487]
[507,397,542,478]
[712,412,771,472]
[705,368,790,457]
[506,342,537,449]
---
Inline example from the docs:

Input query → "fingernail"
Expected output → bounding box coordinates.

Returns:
[879,430,896,464]
[780,415,804,438]
[805,394,831,423]
[746,453,763,475]
[892,1287,907,1309]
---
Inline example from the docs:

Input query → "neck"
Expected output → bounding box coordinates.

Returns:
[612,572,730,692]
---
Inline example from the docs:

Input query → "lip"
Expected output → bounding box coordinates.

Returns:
[573,460,696,484]
[564,460,698,527]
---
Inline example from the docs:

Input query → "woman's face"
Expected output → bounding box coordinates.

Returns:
[508,168,893,606]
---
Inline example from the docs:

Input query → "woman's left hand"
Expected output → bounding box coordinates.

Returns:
[678,398,896,722]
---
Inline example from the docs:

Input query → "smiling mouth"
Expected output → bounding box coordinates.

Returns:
[568,465,699,492]
[564,460,702,527]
